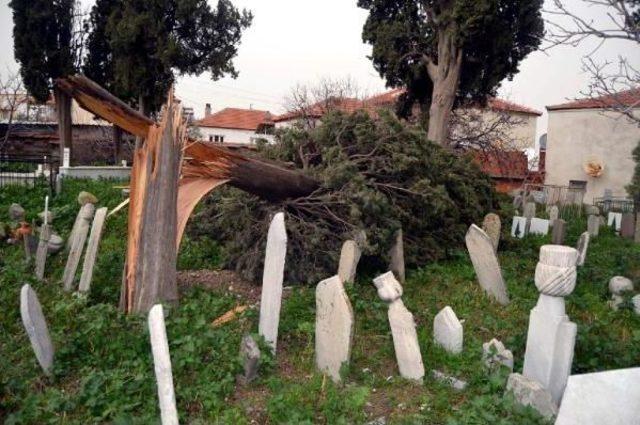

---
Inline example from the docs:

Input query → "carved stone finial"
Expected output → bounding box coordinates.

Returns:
[534,245,578,297]
[373,271,403,302]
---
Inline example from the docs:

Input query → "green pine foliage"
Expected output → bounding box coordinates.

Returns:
[189,110,498,283]
[626,139,640,203]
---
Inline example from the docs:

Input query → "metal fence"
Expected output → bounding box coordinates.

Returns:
[593,197,635,214]
[522,183,586,218]
[0,153,56,193]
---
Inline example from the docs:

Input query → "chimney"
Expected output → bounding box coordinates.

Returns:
[205,103,211,117]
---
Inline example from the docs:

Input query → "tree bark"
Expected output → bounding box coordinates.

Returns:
[135,94,148,150]
[113,125,122,164]
[426,29,463,145]
[54,87,73,164]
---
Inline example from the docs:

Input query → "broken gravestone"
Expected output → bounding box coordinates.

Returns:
[373,272,424,382]
[148,304,179,425]
[608,276,634,311]
[62,203,95,291]
[465,224,509,305]
[315,275,354,382]
[337,240,361,283]
[575,232,590,267]
[20,284,54,375]
[482,213,501,252]
[388,229,405,284]
[482,339,514,372]
[433,306,463,354]
[239,335,260,384]
[506,373,558,419]
[258,212,287,353]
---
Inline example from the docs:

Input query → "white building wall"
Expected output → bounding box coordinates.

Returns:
[545,108,640,203]
[198,126,274,145]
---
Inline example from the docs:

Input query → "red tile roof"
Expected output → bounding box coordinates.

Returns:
[546,88,640,111]
[195,107,273,130]
[487,98,542,116]
[273,98,366,122]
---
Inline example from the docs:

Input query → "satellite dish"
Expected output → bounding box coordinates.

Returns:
[583,158,604,178]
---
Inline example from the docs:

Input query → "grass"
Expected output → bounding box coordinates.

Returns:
[1,179,639,424]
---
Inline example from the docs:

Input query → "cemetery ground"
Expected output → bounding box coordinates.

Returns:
[1,180,639,424]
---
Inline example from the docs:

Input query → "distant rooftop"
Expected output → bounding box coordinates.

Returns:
[195,107,273,131]
[547,88,640,111]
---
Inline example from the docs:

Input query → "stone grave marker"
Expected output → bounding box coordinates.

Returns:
[35,196,51,280]
[315,275,354,382]
[20,284,54,375]
[548,206,559,223]
[258,212,287,353]
[511,216,527,238]
[506,373,558,419]
[465,224,509,305]
[576,232,590,266]
[388,229,405,284]
[337,240,361,283]
[431,370,467,390]
[481,213,501,252]
[620,213,635,239]
[148,304,179,425]
[433,306,463,354]
[523,245,578,405]
[551,219,567,244]
[239,335,260,384]
[523,202,536,232]
[587,215,601,237]
[555,368,640,425]
[62,203,95,291]
[373,272,424,381]
[482,339,513,371]
[607,212,622,231]
[530,218,550,236]
[78,207,108,293]
[608,276,633,310]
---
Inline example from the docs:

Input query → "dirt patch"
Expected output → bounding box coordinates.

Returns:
[177,269,261,304]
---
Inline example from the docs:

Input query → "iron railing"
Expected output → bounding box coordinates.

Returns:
[593,196,635,214]
[0,153,56,193]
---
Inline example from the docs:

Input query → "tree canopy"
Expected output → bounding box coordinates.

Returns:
[358,0,544,138]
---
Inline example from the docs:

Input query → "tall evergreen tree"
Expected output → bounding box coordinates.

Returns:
[10,0,78,162]
[358,0,545,145]
[627,140,640,204]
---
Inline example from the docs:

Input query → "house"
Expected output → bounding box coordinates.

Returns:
[194,105,275,146]
[544,88,640,204]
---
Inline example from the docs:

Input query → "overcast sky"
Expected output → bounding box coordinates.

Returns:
[1,0,638,142]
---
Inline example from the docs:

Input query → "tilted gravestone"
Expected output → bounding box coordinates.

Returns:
[587,215,601,237]
[620,213,635,239]
[551,219,567,245]
[315,275,354,383]
[62,203,95,291]
[337,240,361,283]
[258,212,287,353]
[576,232,590,267]
[433,306,463,354]
[148,304,179,425]
[465,224,509,305]
[482,213,501,252]
[523,245,578,405]
[78,207,108,293]
[511,216,527,238]
[388,229,405,284]
[373,272,424,381]
[20,284,54,375]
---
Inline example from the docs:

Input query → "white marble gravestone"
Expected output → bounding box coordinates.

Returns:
[548,205,559,223]
[556,368,640,425]
[315,275,354,382]
[511,216,527,238]
[373,272,424,381]
[433,306,463,354]
[465,224,509,305]
[482,339,513,371]
[507,373,558,419]
[148,304,179,425]
[529,218,550,236]
[576,232,590,267]
[258,212,287,353]
[337,240,361,283]
[587,215,601,237]
[482,213,501,252]
[78,207,108,293]
[62,203,95,291]
[523,245,578,405]
[35,196,50,280]
[607,212,622,231]
[20,284,54,375]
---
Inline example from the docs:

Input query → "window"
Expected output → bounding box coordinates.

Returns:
[209,135,213,142]
[214,135,224,143]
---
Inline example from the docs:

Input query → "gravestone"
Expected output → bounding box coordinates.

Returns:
[388,229,405,284]
[587,215,601,237]
[35,224,51,280]
[530,218,550,236]
[506,373,558,419]
[465,224,509,305]
[608,276,633,311]
[48,234,64,254]
[433,306,463,354]
[315,275,354,383]
[555,368,640,425]
[523,245,578,405]
[258,212,287,353]
[620,213,635,239]
[20,284,54,375]
[584,205,600,216]
[239,335,260,383]
[482,339,513,371]
[78,207,108,293]
[148,305,179,425]
[607,212,622,231]
[551,219,567,244]
[548,206,559,223]
[373,272,424,381]
[481,213,501,252]
[511,216,527,238]
[337,240,361,283]
[431,370,467,390]
[9,203,25,221]
[523,202,536,232]
[62,203,95,291]
[576,232,590,266]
